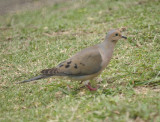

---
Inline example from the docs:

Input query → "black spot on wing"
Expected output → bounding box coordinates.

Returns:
[67,61,72,64]
[74,64,78,69]
[65,65,70,68]
[59,64,63,67]
[80,63,85,66]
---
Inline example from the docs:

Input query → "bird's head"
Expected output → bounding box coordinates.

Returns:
[106,29,127,43]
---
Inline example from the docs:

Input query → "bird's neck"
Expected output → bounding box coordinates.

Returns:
[98,39,117,68]
[101,39,116,50]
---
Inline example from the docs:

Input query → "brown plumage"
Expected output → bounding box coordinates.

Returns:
[39,45,102,78]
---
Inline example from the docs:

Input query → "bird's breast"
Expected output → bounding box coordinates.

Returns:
[98,47,114,69]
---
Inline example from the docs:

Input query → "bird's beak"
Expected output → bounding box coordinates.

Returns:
[121,36,127,39]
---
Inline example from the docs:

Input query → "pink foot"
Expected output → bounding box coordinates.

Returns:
[86,83,98,91]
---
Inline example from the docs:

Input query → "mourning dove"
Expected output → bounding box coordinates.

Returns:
[18,29,127,91]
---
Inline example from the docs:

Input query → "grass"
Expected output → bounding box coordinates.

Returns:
[0,0,160,121]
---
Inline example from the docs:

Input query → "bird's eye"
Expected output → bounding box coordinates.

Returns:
[115,33,119,36]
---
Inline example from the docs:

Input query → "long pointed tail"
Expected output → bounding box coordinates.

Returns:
[17,75,50,84]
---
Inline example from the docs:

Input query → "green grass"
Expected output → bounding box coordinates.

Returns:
[0,0,160,121]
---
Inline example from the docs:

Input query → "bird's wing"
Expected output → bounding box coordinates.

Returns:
[41,45,103,76]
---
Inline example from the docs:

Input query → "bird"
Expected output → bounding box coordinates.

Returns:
[18,29,127,91]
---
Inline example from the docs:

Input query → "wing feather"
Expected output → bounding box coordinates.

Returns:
[41,46,102,76]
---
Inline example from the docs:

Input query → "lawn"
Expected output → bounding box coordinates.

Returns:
[0,0,160,121]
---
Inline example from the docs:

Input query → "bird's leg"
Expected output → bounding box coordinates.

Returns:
[86,82,98,91]
[75,81,85,91]
[76,81,98,91]
[66,80,73,91]
[67,85,72,91]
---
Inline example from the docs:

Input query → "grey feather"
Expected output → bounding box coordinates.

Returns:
[17,75,50,84]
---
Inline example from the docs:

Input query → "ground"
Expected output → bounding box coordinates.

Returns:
[0,0,63,15]
[0,0,160,121]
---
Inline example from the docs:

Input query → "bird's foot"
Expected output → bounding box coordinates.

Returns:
[86,82,98,91]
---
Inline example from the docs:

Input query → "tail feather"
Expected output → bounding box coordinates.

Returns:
[17,68,62,84]
[41,68,59,75]
[17,75,50,84]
